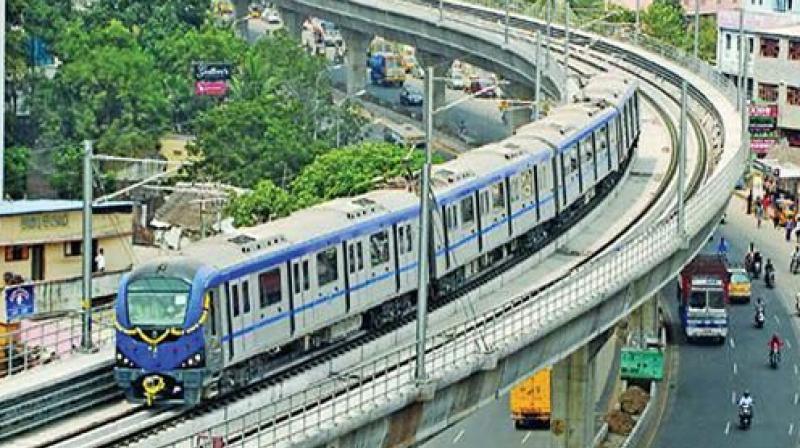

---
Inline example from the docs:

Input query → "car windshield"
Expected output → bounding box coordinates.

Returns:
[386,58,401,69]
[127,277,191,327]
[406,88,421,96]
[731,273,749,284]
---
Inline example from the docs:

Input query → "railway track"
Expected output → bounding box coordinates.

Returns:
[12,8,720,446]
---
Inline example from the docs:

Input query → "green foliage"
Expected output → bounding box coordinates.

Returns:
[49,146,83,199]
[225,180,293,227]
[698,16,718,63]
[290,142,426,208]
[642,0,688,49]
[224,142,426,227]
[3,147,31,199]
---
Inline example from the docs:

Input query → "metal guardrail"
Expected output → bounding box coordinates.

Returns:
[0,304,115,378]
[153,1,745,446]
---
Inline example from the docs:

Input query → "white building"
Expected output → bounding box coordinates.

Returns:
[716,5,800,147]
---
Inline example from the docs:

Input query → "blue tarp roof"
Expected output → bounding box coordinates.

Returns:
[0,200,133,217]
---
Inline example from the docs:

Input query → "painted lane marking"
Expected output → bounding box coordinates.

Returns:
[794,393,799,405]
[790,423,795,436]
[453,429,465,444]
[724,421,731,435]
[731,391,737,404]
[733,363,738,375]
[786,340,792,349]
[729,337,736,349]
[774,315,781,326]
[795,364,799,376]
[521,432,532,445]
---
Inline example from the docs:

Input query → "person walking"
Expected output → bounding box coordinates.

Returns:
[747,188,753,215]
[94,248,106,273]
[787,218,796,242]
[755,200,764,228]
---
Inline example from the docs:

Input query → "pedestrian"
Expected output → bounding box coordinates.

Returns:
[795,221,800,242]
[756,202,764,228]
[747,188,753,215]
[773,207,781,229]
[717,236,730,261]
[786,218,795,242]
[94,248,106,273]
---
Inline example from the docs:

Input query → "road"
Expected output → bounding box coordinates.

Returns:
[418,394,550,448]
[652,197,800,448]
[245,17,510,146]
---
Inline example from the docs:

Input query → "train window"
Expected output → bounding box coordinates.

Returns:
[461,196,475,225]
[293,263,301,294]
[317,247,339,286]
[370,231,390,266]
[208,290,216,336]
[242,281,251,313]
[581,136,593,162]
[302,261,310,290]
[232,285,240,317]
[446,205,458,230]
[259,269,282,307]
[398,227,405,254]
[596,127,608,151]
[609,120,617,152]
[491,182,505,210]
[405,225,412,253]
[510,177,521,202]
[520,170,533,198]
[356,242,364,270]
[349,244,357,271]
[479,191,490,215]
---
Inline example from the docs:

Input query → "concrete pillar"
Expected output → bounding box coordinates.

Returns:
[503,83,538,135]
[277,8,304,40]
[340,28,372,96]
[551,345,596,448]
[415,51,451,112]
[232,0,249,40]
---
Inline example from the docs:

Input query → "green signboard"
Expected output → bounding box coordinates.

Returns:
[620,348,664,381]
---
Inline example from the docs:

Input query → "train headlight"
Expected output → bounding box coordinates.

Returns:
[180,351,204,369]
[115,350,137,368]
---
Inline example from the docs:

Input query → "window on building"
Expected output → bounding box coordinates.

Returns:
[760,37,780,58]
[64,241,82,257]
[789,40,800,60]
[258,269,282,307]
[4,245,29,262]
[369,231,390,266]
[749,37,754,54]
[758,83,779,102]
[317,247,339,285]
[726,34,732,50]
[788,86,800,106]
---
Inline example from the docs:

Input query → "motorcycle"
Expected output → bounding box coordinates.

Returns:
[753,260,762,279]
[765,269,775,289]
[769,348,780,369]
[791,256,800,274]
[739,404,753,430]
[755,309,765,328]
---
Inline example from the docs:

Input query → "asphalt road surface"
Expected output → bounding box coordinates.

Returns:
[652,197,800,448]
[418,393,550,448]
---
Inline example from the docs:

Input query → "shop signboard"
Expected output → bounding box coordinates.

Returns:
[4,285,35,321]
[749,103,778,156]
[192,62,232,97]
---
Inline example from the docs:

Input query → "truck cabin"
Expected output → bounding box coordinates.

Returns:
[686,277,727,310]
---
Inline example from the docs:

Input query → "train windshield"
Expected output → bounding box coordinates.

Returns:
[127,277,191,327]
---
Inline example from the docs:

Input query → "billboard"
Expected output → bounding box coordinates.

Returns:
[4,285,35,321]
[749,103,778,156]
[192,62,233,97]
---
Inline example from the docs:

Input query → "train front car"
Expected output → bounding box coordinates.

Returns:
[114,259,213,405]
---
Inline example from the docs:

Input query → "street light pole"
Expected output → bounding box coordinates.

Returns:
[693,0,700,59]
[439,0,444,22]
[635,0,640,40]
[534,31,543,121]
[415,67,434,383]
[546,0,552,69]
[737,8,745,111]
[564,0,570,102]
[504,0,510,45]
[0,2,5,201]
[80,140,94,352]
[678,81,687,239]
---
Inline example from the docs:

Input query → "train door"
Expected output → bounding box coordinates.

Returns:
[313,245,346,329]
[228,280,247,356]
[255,266,290,347]
[396,223,416,292]
[291,257,311,333]
[366,228,394,306]
[346,238,367,312]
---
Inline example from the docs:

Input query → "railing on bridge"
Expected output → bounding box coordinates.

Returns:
[0,304,115,378]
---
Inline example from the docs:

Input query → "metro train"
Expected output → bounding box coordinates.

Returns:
[114,73,641,405]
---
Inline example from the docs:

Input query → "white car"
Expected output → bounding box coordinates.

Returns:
[262,10,282,26]
[446,71,465,89]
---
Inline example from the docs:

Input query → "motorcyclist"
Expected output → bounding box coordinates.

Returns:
[791,246,800,272]
[738,391,754,410]
[755,296,766,311]
[765,259,776,286]
[769,333,784,361]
